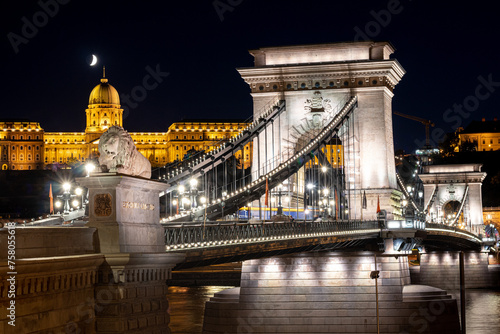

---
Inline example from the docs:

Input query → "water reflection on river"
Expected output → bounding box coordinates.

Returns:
[167,286,235,334]
[455,289,500,334]
[167,287,500,334]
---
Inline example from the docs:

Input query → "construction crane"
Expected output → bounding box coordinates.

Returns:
[393,111,435,147]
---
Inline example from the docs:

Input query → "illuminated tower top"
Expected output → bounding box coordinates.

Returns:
[85,68,123,134]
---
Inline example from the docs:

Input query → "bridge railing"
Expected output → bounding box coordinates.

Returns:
[163,220,380,250]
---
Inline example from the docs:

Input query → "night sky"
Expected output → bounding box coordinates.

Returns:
[2,0,499,153]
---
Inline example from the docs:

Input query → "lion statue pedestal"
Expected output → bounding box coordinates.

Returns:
[98,126,151,179]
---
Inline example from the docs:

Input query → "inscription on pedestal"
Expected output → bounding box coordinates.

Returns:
[122,201,155,211]
[94,193,112,216]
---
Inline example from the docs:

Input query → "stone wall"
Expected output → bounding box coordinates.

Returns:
[410,251,500,289]
[0,254,103,333]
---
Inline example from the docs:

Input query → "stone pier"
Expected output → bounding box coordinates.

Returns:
[203,242,460,334]
[77,173,184,333]
[1,174,183,333]
[410,251,500,290]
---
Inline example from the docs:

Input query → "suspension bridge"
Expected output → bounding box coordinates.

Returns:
[2,41,497,334]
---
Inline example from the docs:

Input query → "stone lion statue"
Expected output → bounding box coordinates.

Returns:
[98,126,151,179]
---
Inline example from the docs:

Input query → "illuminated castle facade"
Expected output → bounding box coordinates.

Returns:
[458,118,500,151]
[0,75,253,171]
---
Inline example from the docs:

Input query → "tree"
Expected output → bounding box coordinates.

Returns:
[459,139,477,152]
[439,132,459,157]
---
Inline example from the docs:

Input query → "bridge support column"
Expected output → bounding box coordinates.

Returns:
[77,174,184,333]
[203,247,460,333]
[93,253,182,333]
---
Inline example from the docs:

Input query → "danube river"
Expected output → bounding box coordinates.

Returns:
[167,287,500,334]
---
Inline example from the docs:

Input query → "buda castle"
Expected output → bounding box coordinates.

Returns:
[0,74,252,171]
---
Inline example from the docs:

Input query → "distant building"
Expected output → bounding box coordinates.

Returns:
[0,75,253,170]
[0,120,44,171]
[458,118,500,151]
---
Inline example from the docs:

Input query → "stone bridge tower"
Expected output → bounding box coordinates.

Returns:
[238,41,406,219]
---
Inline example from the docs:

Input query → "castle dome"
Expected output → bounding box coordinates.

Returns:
[88,77,120,106]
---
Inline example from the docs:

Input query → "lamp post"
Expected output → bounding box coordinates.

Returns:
[178,185,185,212]
[189,178,199,209]
[276,184,284,216]
[75,187,85,210]
[307,183,314,218]
[200,195,207,237]
[322,188,329,218]
[56,182,82,214]
[402,198,408,217]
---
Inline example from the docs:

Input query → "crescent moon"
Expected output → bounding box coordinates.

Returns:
[90,54,98,66]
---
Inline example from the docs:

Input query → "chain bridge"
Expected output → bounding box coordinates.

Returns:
[2,41,498,334]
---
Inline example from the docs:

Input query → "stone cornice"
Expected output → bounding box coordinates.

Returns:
[237,60,405,87]
[419,171,487,184]
[76,173,166,191]
[0,254,104,298]
[100,252,185,283]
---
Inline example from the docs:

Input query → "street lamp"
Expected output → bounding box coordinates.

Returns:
[178,185,186,211]
[320,188,330,218]
[85,162,96,177]
[56,182,83,214]
[189,178,199,209]
[276,184,284,215]
[307,183,315,218]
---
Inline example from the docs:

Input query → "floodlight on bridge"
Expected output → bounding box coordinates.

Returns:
[75,187,83,196]
[178,185,185,193]
[55,200,62,208]
[62,183,71,192]
[72,200,79,208]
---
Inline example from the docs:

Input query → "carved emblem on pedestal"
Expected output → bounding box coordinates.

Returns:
[94,193,112,216]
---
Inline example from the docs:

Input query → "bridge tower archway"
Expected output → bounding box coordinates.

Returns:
[238,41,406,220]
